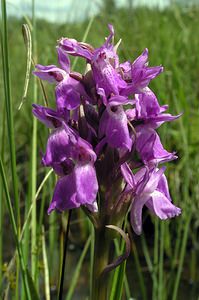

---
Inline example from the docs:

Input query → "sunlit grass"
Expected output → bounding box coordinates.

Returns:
[0,1,199,299]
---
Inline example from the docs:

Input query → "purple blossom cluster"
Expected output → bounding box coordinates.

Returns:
[33,25,181,234]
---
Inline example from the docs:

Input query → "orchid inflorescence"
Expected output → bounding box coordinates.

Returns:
[32,24,181,235]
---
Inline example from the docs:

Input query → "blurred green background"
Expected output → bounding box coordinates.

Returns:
[1,0,199,299]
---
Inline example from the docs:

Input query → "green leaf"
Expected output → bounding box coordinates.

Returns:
[109,239,127,300]
[65,236,91,300]
[26,269,40,300]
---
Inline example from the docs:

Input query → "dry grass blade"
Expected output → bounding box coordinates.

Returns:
[42,226,50,300]
[18,24,32,110]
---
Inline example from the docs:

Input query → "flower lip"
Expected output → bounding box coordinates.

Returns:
[121,166,182,235]
[47,163,98,213]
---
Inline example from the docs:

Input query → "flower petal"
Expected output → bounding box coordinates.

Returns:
[48,175,77,213]
[93,60,126,96]
[59,38,93,61]
[135,88,162,119]
[130,195,149,235]
[57,47,70,73]
[146,112,182,128]
[120,49,163,96]
[132,48,149,69]
[42,127,72,167]
[109,95,133,106]
[75,164,98,205]
[105,24,114,46]
[47,163,98,214]
[121,163,135,188]
[143,167,166,195]
[136,125,177,164]
[33,64,66,83]
[99,105,132,151]
[56,76,92,110]
[56,78,81,110]
[146,191,181,219]
[157,172,172,201]
[32,104,66,128]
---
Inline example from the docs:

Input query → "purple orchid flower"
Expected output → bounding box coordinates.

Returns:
[33,64,67,83]
[59,25,127,97]
[48,163,98,213]
[135,125,177,165]
[92,53,126,96]
[32,104,69,128]
[135,88,167,119]
[33,49,92,111]
[126,88,181,128]
[121,163,181,234]
[99,104,132,151]
[34,63,91,111]
[32,24,181,233]
[98,91,132,151]
[42,124,98,213]
[58,38,93,61]
[91,25,126,96]
[120,48,163,96]
[58,24,115,64]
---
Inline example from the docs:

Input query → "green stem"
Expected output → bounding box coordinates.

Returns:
[172,212,191,300]
[1,0,20,230]
[1,2,21,298]
[0,158,31,299]
[131,239,146,300]
[0,98,5,287]
[153,218,159,300]
[91,227,111,300]
[31,108,37,281]
[58,210,72,300]
[31,0,38,282]
[158,222,165,300]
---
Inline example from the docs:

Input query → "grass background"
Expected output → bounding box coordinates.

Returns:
[1,1,199,299]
